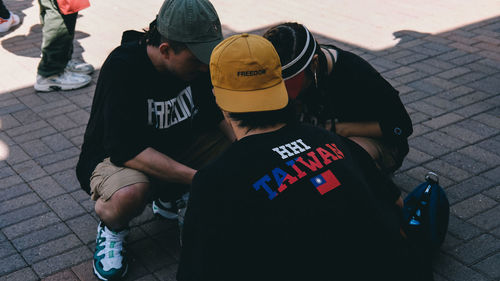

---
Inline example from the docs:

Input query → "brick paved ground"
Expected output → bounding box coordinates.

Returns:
[1,0,499,280]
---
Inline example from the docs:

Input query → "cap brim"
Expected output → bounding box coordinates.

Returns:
[187,39,222,65]
[214,80,289,113]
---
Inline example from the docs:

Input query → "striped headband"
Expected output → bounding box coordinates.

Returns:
[281,26,317,80]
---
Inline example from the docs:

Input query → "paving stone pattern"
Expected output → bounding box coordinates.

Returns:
[0,0,499,280]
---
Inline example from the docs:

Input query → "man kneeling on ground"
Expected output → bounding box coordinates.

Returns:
[76,0,234,280]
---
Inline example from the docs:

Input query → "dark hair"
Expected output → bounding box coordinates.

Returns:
[263,22,327,88]
[143,19,187,54]
[228,103,295,130]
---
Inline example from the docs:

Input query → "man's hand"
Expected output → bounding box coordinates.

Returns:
[124,147,196,185]
[334,122,350,137]
[335,121,383,138]
[395,196,404,208]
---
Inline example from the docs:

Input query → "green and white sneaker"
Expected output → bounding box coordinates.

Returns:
[93,222,129,281]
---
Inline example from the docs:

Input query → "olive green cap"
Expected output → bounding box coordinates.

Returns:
[157,0,223,64]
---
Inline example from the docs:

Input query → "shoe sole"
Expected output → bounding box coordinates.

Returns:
[34,80,91,92]
[66,68,94,75]
[152,201,178,220]
[93,260,128,281]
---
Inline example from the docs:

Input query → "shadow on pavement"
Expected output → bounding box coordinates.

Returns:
[2,23,89,58]
[0,16,499,281]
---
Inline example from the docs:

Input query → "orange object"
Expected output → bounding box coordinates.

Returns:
[56,0,90,15]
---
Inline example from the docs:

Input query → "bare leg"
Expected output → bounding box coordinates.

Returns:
[95,182,150,231]
[349,136,403,206]
[349,136,382,165]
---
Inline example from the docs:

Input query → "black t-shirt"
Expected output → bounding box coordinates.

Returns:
[76,40,223,193]
[177,123,421,281]
[298,45,413,150]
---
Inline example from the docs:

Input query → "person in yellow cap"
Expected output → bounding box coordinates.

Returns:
[177,34,433,281]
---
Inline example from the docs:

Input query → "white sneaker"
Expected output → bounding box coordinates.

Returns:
[66,59,94,75]
[152,192,189,220]
[152,198,179,220]
[93,222,129,281]
[34,70,91,92]
[0,12,20,33]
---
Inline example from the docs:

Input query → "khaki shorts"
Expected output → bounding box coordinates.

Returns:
[90,129,230,201]
[90,158,149,201]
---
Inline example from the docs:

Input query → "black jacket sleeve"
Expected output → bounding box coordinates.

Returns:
[351,53,413,143]
[375,78,413,143]
[330,46,413,144]
[98,56,150,166]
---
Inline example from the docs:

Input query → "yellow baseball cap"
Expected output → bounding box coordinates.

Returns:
[210,33,289,113]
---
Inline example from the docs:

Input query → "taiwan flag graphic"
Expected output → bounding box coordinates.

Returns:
[310,170,341,195]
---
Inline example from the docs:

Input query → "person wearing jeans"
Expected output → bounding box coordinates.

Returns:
[34,0,94,92]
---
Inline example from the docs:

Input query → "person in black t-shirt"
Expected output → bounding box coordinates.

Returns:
[263,22,413,175]
[75,1,234,280]
[177,33,432,281]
